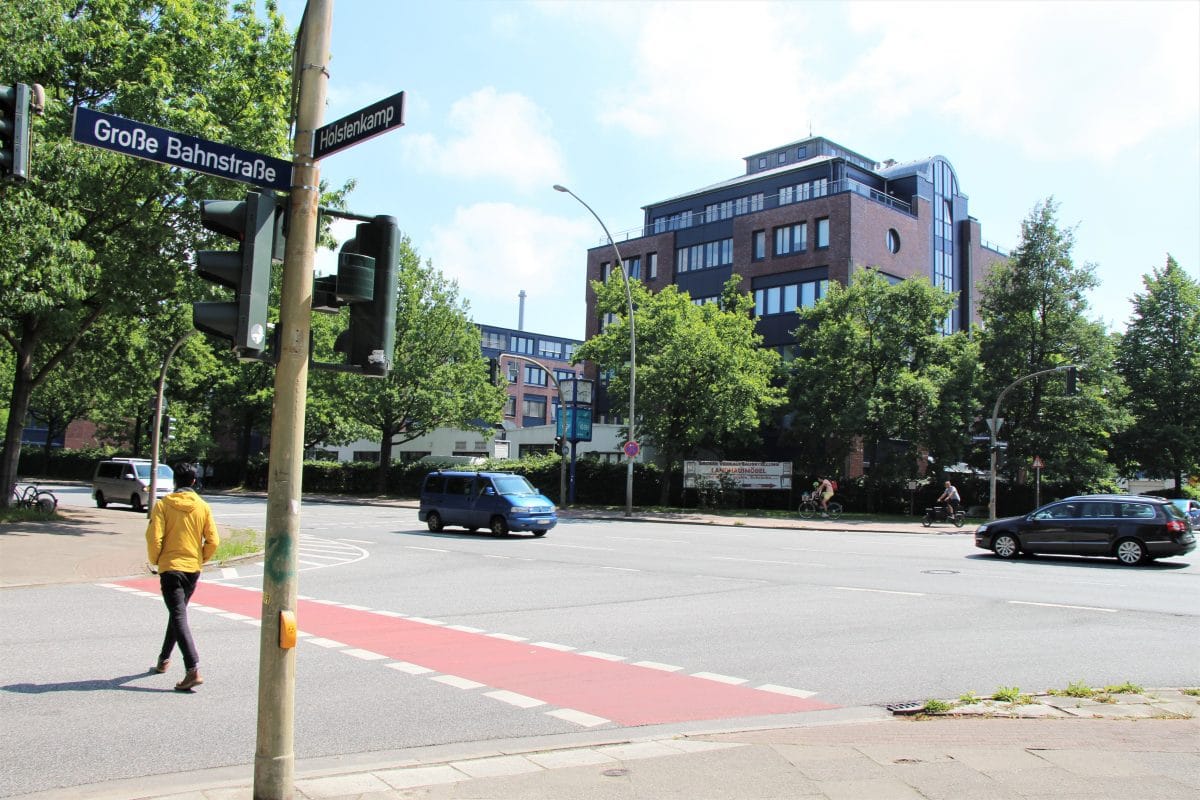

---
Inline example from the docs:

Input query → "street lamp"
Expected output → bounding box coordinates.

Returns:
[554,184,636,518]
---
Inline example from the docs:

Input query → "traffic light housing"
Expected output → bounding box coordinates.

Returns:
[488,358,499,384]
[164,416,177,441]
[555,435,565,455]
[193,190,277,359]
[1065,366,1078,395]
[332,215,399,376]
[1,83,43,181]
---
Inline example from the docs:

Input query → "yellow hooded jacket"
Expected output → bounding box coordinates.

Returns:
[146,490,219,573]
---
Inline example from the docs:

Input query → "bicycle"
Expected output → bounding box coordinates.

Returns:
[8,482,58,513]
[798,490,842,520]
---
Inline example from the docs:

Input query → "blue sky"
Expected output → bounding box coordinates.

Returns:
[277,0,1199,341]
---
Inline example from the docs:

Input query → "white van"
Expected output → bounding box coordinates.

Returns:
[92,458,174,511]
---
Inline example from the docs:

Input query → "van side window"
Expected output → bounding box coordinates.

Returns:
[477,479,494,497]
[423,477,445,495]
[444,476,473,496]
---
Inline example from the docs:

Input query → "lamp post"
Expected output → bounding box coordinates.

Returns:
[554,184,636,518]
[988,364,1076,520]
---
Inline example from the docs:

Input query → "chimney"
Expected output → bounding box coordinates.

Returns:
[518,290,526,331]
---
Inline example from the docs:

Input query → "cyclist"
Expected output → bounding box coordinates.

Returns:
[815,477,834,515]
[936,480,961,519]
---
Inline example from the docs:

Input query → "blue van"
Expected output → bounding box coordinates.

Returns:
[418,471,557,537]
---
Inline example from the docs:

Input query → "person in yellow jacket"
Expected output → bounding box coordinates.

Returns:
[145,463,219,691]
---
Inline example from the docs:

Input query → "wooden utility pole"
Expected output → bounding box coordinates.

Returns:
[254,2,331,798]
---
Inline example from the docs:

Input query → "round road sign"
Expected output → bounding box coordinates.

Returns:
[623,441,640,458]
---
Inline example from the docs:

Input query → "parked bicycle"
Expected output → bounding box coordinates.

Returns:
[8,482,58,513]
[798,490,843,520]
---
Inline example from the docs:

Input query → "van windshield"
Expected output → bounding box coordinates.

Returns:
[134,463,175,481]
[493,476,537,496]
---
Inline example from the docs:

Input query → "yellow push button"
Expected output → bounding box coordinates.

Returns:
[279,610,297,649]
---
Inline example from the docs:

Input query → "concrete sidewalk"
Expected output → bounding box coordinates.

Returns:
[4,498,1196,800]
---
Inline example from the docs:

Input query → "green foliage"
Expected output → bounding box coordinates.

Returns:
[991,686,1032,704]
[575,275,784,504]
[922,698,955,714]
[958,691,981,705]
[213,527,262,562]
[1113,256,1200,488]
[975,199,1128,488]
[1049,680,1094,698]
[1103,681,1143,695]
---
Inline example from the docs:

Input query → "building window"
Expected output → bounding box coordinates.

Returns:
[503,396,516,416]
[705,203,718,223]
[792,223,806,253]
[887,229,901,254]
[522,396,546,421]
[779,185,794,205]
[774,226,789,256]
[816,218,830,249]
[758,157,766,168]
[676,248,688,273]
[755,279,828,317]
[778,152,786,164]
[774,225,805,255]
[750,193,764,212]
[626,256,640,279]
[564,343,575,360]
[538,340,562,359]
[481,330,506,350]
[797,145,807,159]
[648,252,657,279]
[554,368,576,383]
[524,365,546,386]
[735,196,748,215]
[511,335,533,354]
[602,261,611,280]
[753,230,766,260]
[783,284,798,312]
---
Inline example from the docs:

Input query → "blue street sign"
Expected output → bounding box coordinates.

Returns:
[72,107,292,191]
[313,91,405,159]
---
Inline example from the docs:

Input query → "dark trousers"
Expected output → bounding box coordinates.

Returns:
[158,571,200,670]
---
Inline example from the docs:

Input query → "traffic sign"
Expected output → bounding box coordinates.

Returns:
[313,91,405,159]
[72,107,292,191]
[624,441,640,458]
[1032,456,1045,469]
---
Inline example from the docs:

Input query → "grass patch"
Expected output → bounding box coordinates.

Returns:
[1049,680,1094,698]
[1182,688,1200,697]
[922,698,955,714]
[1103,681,1143,695]
[0,506,58,524]
[958,691,981,705]
[215,527,263,562]
[992,686,1033,704]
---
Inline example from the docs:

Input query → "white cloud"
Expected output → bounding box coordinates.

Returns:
[424,203,593,336]
[402,88,566,191]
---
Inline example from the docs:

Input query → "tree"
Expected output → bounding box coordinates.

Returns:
[0,0,292,504]
[337,238,505,493]
[785,269,979,497]
[975,199,1128,488]
[575,276,784,505]
[1114,255,1200,490]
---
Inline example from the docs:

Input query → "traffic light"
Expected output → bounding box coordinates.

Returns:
[1065,366,1078,395]
[164,416,177,441]
[1,82,43,181]
[488,358,499,384]
[332,215,399,376]
[193,190,277,359]
[555,435,565,455]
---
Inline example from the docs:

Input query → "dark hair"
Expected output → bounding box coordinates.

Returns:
[173,462,197,489]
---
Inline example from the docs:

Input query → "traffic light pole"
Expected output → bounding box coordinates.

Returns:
[254,2,331,799]
[147,331,194,517]
[501,353,567,507]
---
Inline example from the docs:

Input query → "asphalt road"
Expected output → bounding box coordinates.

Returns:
[1,489,1197,797]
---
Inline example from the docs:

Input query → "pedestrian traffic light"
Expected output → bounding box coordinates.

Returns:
[164,416,177,441]
[193,190,276,359]
[1065,366,1078,395]
[332,215,399,377]
[0,82,43,181]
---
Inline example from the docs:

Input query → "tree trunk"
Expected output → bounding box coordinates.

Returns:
[0,364,36,509]
[377,425,395,495]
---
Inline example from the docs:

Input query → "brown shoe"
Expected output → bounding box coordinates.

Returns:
[174,669,204,691]
[152,659,170,674]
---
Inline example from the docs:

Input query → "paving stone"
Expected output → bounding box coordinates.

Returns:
[294,770,392,799]
[816,777,928,799]
[374,763,469,789]
[448,754,542,779]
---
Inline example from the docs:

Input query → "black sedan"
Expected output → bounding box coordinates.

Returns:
[975,494,1196,566]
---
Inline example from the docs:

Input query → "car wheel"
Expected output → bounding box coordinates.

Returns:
[1114,538,1146,566]
[426,511,443,532]
[533,530,547,537]
[992,533,1019,559]
[130,494,143,512]
[490,517,508,537]
[921,513,932,527]
[95,492,107,509]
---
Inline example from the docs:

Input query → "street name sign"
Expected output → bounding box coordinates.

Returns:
[72,107,292,191]
[312,91,405,159]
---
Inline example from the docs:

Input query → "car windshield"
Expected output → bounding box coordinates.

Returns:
[493,476,537,496]
[134,463,175,481]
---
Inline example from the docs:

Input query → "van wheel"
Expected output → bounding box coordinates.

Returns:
[130,494,144,512]
[426,511,443,532]
[95,492,107,509]
[490,517,508,537]
[533,530,547,537]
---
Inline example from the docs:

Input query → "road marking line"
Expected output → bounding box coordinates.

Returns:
[243,619,261,627]
[544,543,614,551]
[343,648,388,660]
[483,555,511,559]
[609,536,689,544]
[632,661,683,672]
[693,575,769,583]
[1007,600,1117,613]
[408,617,447,626]
[487,633,528,642]
[601,566,640,572]
[306,637,346,648]
[220,612,253,621]
[446,625,485,633]
[341,604,372,611]
[712,556,828,567]
[835,586,925,596]
[485,690,546,708]
[337,538,373,544]
[373,610,407,618]
[431,675,485,690]
[531,641,575,651]
[220,568,239,579]
[692,672,748,685]
[387,661,434,675]
[579,651,625,661]
[408,546,450,553]
[547,708,610,727]
[195,606,223,613]
[757,684,818,698]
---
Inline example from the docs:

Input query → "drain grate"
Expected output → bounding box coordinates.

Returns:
[886,701,926,715]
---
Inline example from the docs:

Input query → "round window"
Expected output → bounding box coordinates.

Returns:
[887,229,901,254]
